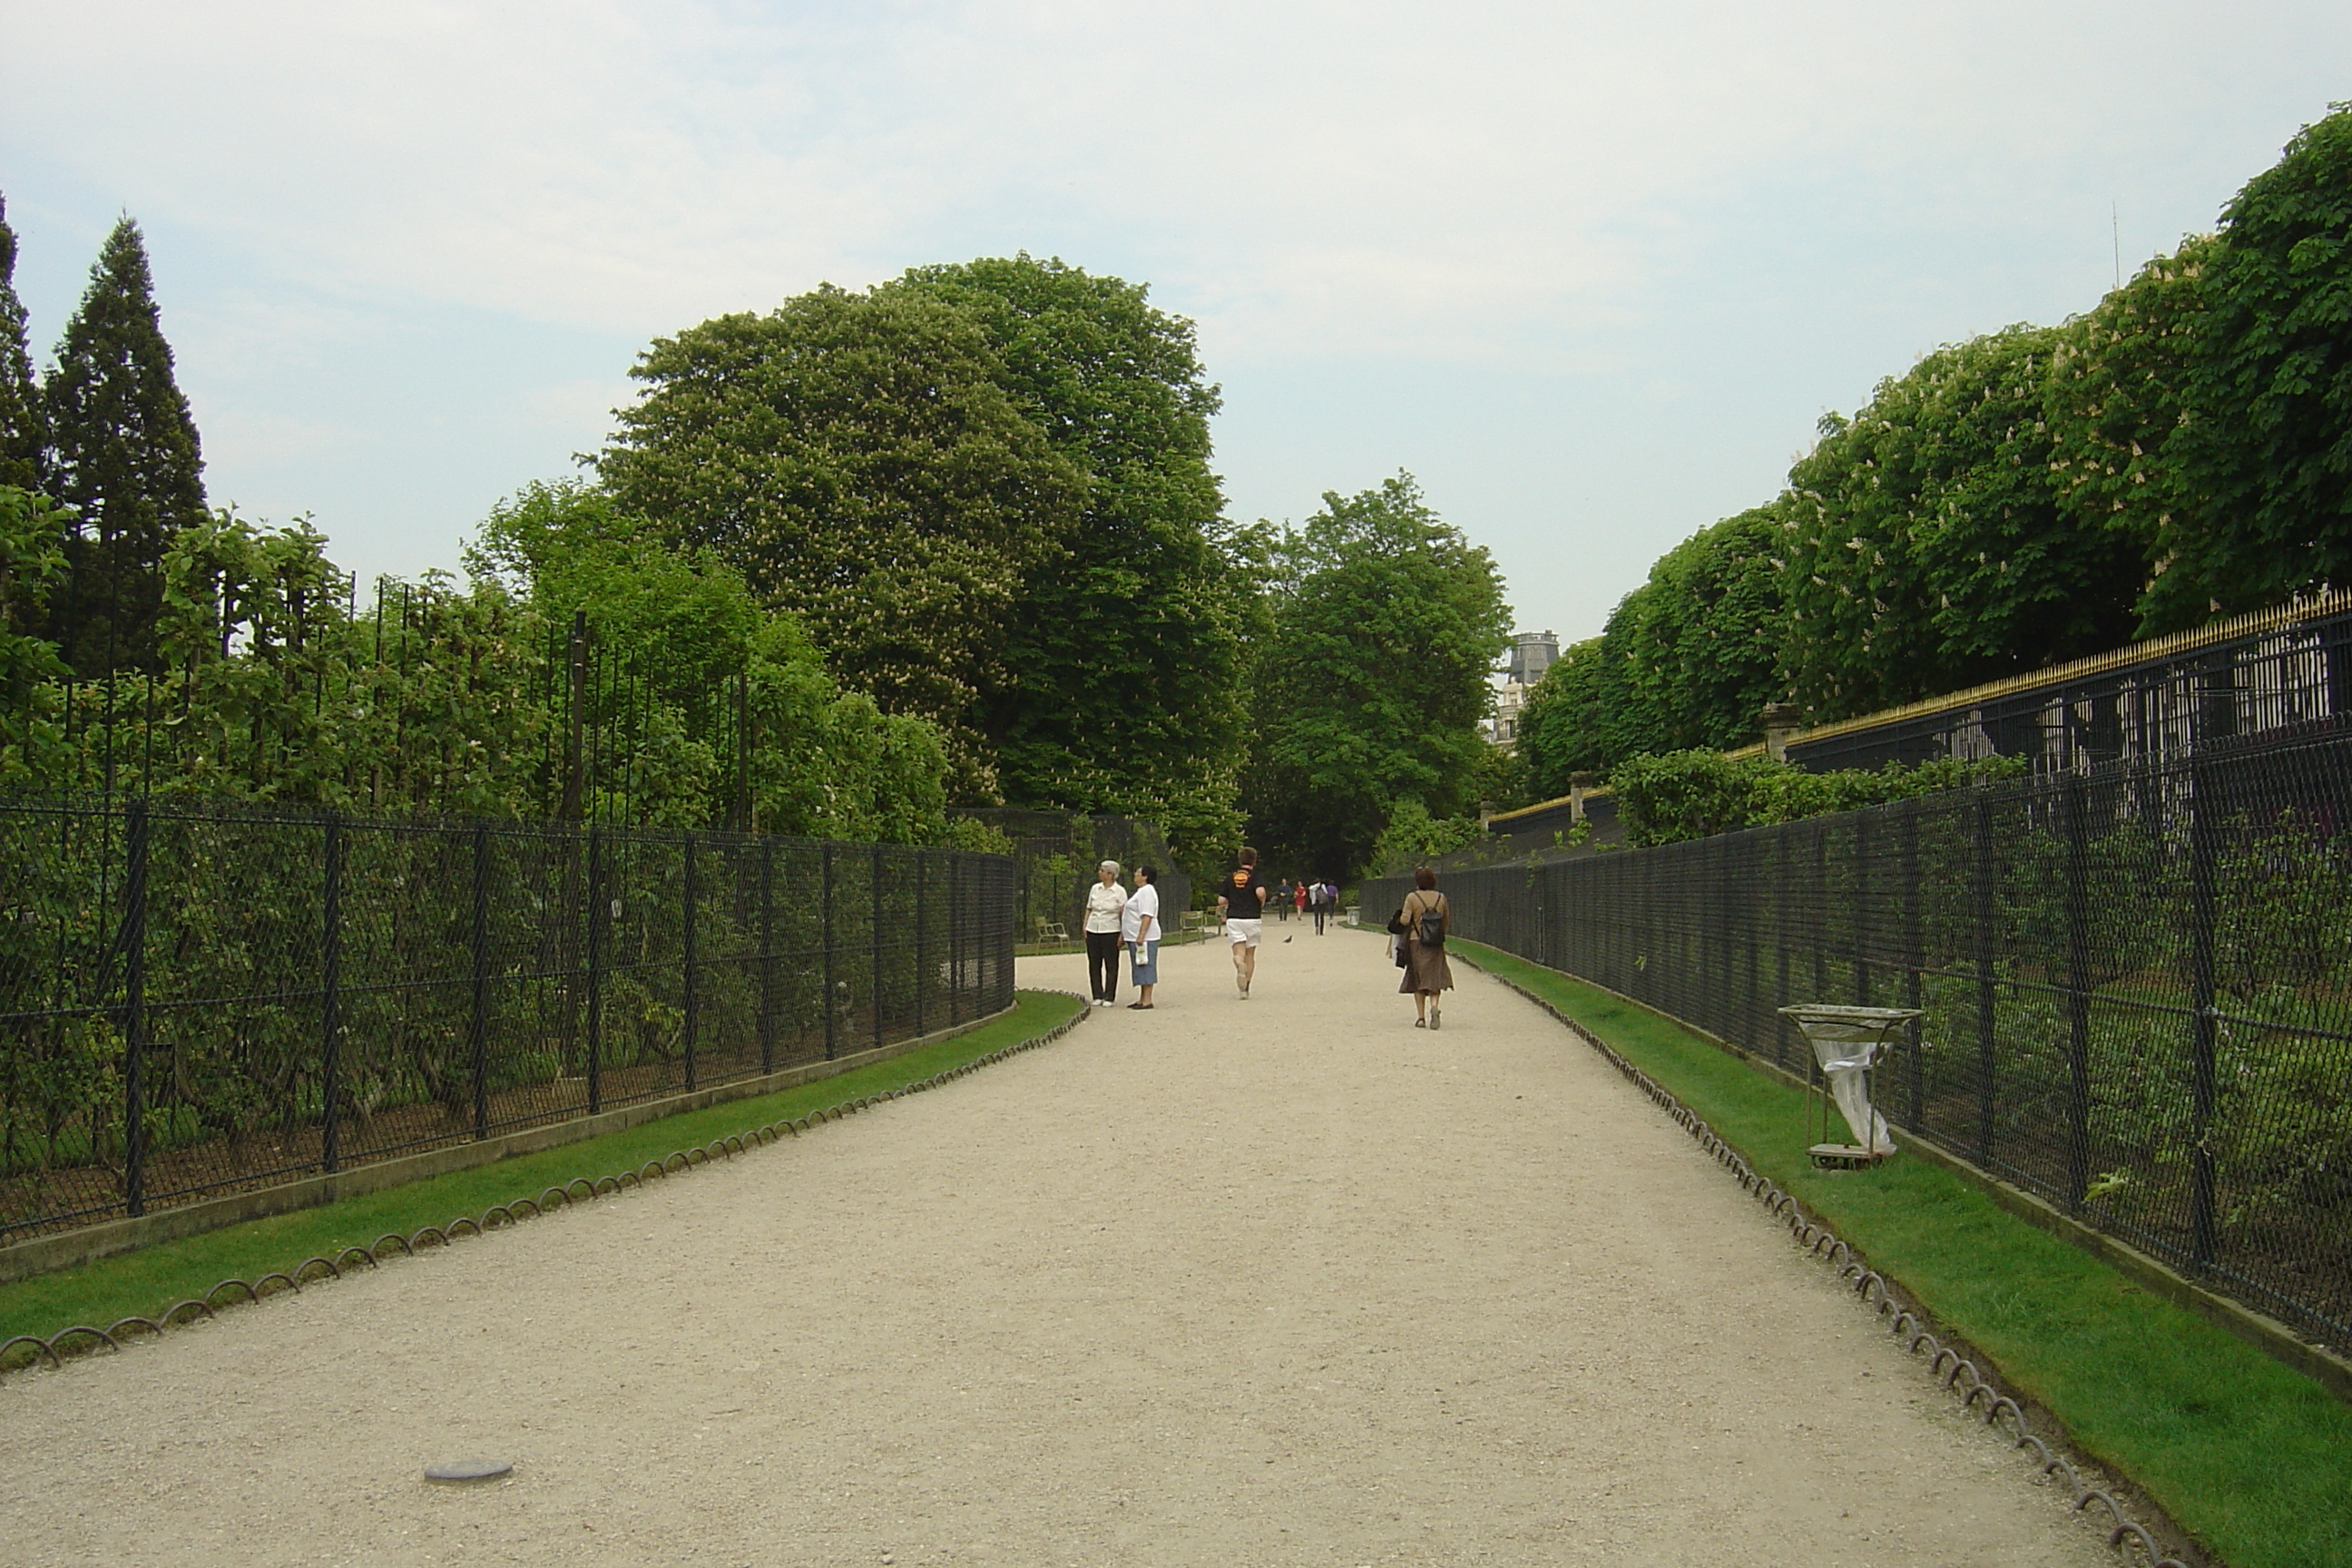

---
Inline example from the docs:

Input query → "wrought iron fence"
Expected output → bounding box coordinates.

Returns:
[956,808,1192,942]
[1368,717,2352,1348]
[0,792,1015,1244]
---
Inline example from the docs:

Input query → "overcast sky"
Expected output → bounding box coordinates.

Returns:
[4,2,2347,645]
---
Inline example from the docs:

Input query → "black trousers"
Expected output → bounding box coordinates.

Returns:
[1312,905,1327,933]
[1085,929,1122,1001]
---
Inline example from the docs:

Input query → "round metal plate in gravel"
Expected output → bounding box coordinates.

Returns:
[423,1459,511,1483]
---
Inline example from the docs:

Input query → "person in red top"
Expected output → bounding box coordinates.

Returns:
[1217,847,1271,998]
[1292,881,1308,920]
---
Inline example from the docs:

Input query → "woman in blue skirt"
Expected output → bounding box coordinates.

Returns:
[1123,864,1161,1009]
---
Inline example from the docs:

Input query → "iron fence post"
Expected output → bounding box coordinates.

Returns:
[320,813,342,1174]
[822,841,837,1060]
[121,796,149,1217]
[1974,791,1997,1162]
[758,838,775,1074]
[2062,774,2093,1210]
[560,610,587,820]
[1810,822,1827,1018]
[1741,837,1760,1054]
[682,834,699,1091]
[914,850,927,1038]
[586,828,604,1115]
[2187,757,2220,1272]
[1902,802,1924,1131]
[469,823,491,1140]
[950,854,964,1025]
[1773,829,1790,1069]
[1853,815,1873,1005]
[872,842,885,1052]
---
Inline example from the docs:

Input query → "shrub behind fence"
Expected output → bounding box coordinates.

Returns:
[1368,719,2352,1347]
[0,793,1016,1244]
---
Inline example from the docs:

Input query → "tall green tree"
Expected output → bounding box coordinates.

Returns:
[0,197,43,494]
[468,480,955,842]
[1242,474,1510,876]
[43,217,207,677]
[1516,634,1608,799]
[0,485,69,783]
[598,282,1083,799]
[1510,506,1787,796]
[2160,104,2352,622]
[1611,505,1787,753]
[2041,236,2210,634]
[897,256,1249,850]
[1779,326,2145,720]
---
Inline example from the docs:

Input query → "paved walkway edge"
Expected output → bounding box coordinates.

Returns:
[4,995,1093,1380]
[1,1003,1029,1287]
[1459,942,2352,1406]
[1455,948,2200,1568]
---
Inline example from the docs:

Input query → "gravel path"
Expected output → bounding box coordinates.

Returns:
[0,926,2112,1566]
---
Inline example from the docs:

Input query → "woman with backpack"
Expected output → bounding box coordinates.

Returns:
[1396,865,1454,1029]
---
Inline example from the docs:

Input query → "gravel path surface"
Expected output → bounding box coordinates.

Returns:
[0,926,2111,1566]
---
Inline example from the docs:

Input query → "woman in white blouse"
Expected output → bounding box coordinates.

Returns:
[1083,859,1128,1006]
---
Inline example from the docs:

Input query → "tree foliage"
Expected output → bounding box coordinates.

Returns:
[1242,474,1511,877]
[0,197,42,495]
[601,260,1252,849]
[0,485,67,783]
[0,482,962,844]
[2160,105,2352,622]
[1552,104,2352,769]
[1515,507,1787,798]
[598,281,1084,798]
[1779,326,2147,721]
[1516,635,1608,799]
[42,218,207,678]
[471,482,952,841]
[2043,238,2211,635]
[895,257,1249,845]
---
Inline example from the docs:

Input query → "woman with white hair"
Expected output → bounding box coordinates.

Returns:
[1083,859,1129,1006]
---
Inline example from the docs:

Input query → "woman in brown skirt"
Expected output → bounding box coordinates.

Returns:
[1397,866,1453,1029]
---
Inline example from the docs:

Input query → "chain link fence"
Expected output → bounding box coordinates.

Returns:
[1369,719,2352,1348]
[0,793,1015,1244]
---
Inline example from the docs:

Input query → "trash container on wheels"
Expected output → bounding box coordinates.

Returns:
[1776,1004,1922,1167]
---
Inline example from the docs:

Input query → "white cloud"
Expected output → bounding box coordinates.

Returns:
[15,0,2334,358]
[6,0,2349,626]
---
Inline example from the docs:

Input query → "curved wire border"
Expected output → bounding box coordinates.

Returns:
[1480,969,2197,1568]
[1,993,1094,1379]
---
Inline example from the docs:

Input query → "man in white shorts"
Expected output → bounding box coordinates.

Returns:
[1216,847,1271,998]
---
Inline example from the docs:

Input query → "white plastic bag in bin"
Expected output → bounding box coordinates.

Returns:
[1776,1004,1921,1158]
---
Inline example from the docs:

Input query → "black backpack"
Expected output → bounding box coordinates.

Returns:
[1416,896,1446,948]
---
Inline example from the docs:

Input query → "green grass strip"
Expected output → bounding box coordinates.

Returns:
[0,991,1084,1353]
[1457,940,2352,1568]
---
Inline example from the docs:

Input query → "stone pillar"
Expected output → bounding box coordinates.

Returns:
[1761,702,1801,765]
[1568,771,1598,823]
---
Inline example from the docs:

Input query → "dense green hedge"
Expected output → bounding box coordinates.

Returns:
[1522,106,2352,792]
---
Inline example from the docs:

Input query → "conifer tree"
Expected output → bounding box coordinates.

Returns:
[0,195,43,494]
[44,216,206,675]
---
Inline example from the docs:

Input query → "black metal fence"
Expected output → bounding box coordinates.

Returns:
[0,793,1016,1244]
[1369,717,2352,1347]
[957,808,1192,941]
